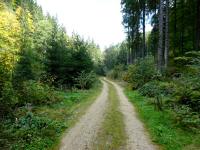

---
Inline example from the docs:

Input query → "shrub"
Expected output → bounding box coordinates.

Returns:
[174,83,200,113]
[174,56,191,67]
[174,52,200,68]
[74,71,97,89]
[185,51,200,58]
[21,80,61,105]
[138,81,161,97]
[0,81,18,118]
[107,64,125,80]
[125,56,157,89]
[159,82,177,96]
[174,105,200,129]
[11,112,66,149]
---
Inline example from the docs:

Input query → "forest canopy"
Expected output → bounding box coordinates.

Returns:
[0,0,102,118]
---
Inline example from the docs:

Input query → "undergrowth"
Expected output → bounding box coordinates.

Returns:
[0,81,102,150]
[125,90,200,150]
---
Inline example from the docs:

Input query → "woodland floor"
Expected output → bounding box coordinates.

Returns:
[59,78,158,150]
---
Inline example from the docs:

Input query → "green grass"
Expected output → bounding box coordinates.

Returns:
[93,82,126,150]
[0,81,102,150]
[125,89,200,150]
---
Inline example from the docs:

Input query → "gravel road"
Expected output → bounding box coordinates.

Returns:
[60,80,108,150]
[108,80,158,150]
[60,79,159,150]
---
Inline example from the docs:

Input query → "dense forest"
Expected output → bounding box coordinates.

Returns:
[0,0,103,116]
[104,0,200,149]
[0,0,103,149]
[0,0,200,149]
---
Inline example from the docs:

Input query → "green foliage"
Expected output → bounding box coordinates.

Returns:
[104,45,119,71]
[174,105,200,129]
[14,48,44,83]
[20,80,61,105]
[3,111,66,150]
[0,0,103,149]
[103,43,128,73]
[125,56,157,89]
[46,32,94,87]
[107,65,125,80]
[0,80,102,149]
[138,81,160,97]
[74,71,97,89]
[174,57,191,67]
[0,0,101,119]
[139,81,176,98]
[174,85,200,113]
[185,51,200,58]
[0,81,18,118]
[125,90,200,150]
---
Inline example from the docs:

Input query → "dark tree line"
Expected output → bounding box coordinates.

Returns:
[121,0,200,71]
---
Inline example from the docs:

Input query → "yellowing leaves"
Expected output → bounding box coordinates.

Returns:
[16,6,35,33]
[27,12,35,32]
[0,8,21,73]
[0,1,6,11]
[0,9,21,52]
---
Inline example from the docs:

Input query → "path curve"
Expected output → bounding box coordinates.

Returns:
[107,79,158,150]
[60,80,108,150]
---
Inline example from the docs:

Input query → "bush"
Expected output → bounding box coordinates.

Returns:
[138,81,160,97]
[175,86,200,113]
[20,80,61,105]
[74,71,97,89]
[138,80,176,97]
[107,64,125,80]
[11,112,66,149]
[125,56,157,89]
[174,56,191,67]
[174,74,200,113]
[159,82,177,96]
[174,105,200,129]
[185,51,200,58]
[0,81,18,118]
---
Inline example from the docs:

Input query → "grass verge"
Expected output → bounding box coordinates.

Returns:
[93,82,126,150]
[0,81,102,150]
[125,89,200,150]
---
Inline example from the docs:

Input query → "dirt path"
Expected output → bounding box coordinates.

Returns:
[107,79,158,150]
[60,79,158,150]
[60,80,108,150]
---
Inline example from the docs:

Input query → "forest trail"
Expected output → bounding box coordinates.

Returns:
[60,79,158,150]
[106,79,159,150]
[59,80,109,150]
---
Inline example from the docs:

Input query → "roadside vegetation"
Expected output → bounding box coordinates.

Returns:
[0,0,103,149]
[1,0,200,149]
[94,82,126,150]
[102,0,200,149]
[0,81,102,150]
[125,90,200,150]
[105,55,200,150]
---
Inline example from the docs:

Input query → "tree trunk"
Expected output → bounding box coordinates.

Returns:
[180,0,184,54]
[173,0,177,56]
[127,27,131,64]
[130,27,134,64]
[157,0,164,71]
[164,0,169,69]
[126,42,130,65]
[196,0,200,50]
[142,1,146,58]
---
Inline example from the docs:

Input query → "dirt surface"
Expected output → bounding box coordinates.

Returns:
[60,80,108,150]
[60,79,159,150]
[108,79,159,150]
